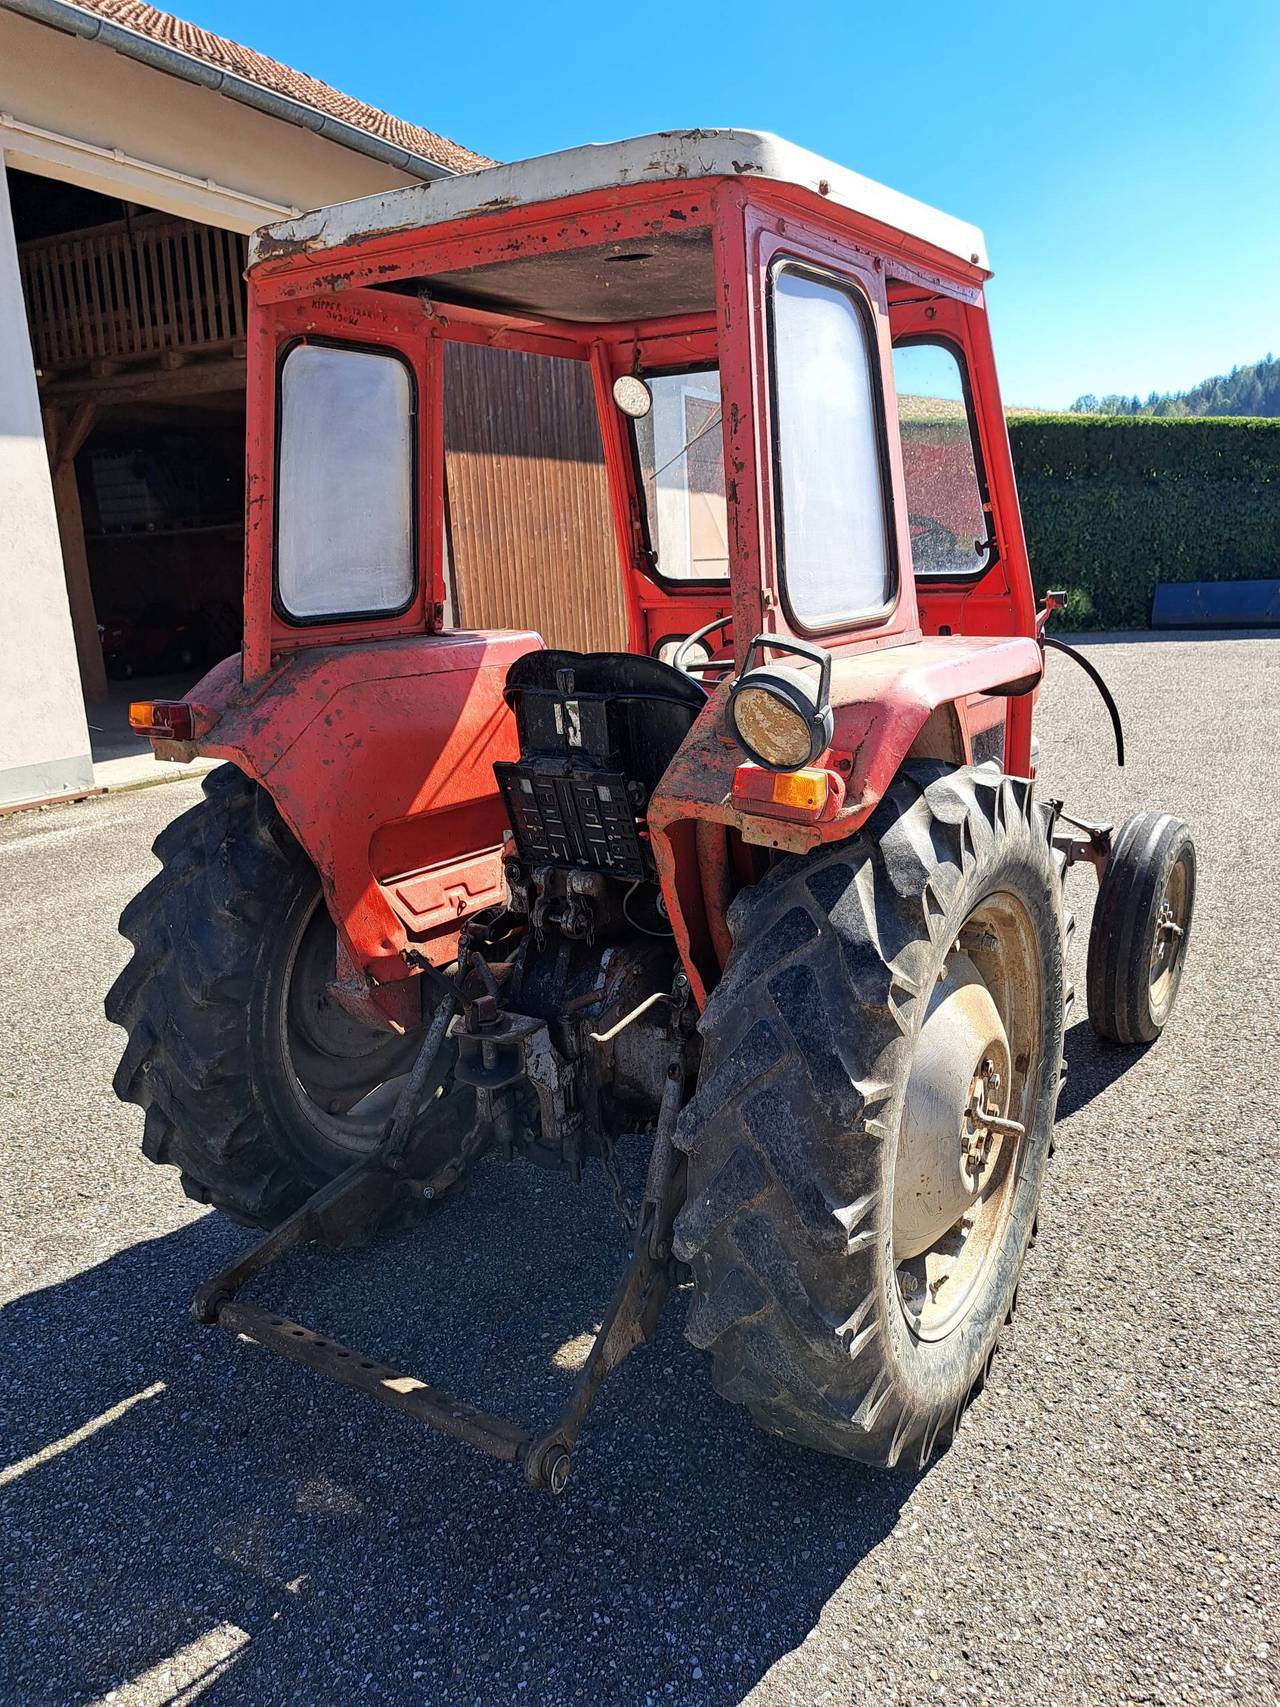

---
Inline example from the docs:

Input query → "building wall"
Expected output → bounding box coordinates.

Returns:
[0,9,430,806]
[0,10,418,232]
[0,159,94,804]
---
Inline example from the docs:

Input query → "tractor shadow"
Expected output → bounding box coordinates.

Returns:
[1057,1017,1153,1120]
[1,1151,918,1706]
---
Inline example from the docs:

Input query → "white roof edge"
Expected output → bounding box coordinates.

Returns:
[249,128,989,274]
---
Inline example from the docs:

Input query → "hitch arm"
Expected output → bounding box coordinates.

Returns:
[218,1301,532,1460]
[189,1022,693,1493]
[523,1153,686,1491]
[523,1024,691,1489]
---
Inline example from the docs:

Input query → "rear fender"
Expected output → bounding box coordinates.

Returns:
[648,633,1042,1005]
[157,631,542,1024]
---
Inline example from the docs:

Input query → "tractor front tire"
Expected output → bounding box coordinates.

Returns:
[1086,812,1196,1045]
[106,764,470,1228]
[673,763,1066,1470]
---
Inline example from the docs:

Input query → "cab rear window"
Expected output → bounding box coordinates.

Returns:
[276,342,416,623]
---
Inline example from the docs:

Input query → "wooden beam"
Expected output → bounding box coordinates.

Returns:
[42,405,108,705]
[40,357,246,408]
[55,399,97,473]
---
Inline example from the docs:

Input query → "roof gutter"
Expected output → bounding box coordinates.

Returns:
[0,0,457,182]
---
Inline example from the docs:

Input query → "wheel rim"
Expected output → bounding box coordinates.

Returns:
[892,892,1043,1342]
[1149,856,1190,1021]
[276,893,430,1163]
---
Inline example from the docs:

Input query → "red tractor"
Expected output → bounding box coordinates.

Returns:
[108,131,1195,1490]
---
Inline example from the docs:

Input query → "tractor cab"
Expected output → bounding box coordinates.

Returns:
[136,130,1039,1015]
[113,133,1195,1491]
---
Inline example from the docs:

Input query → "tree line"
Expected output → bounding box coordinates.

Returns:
[1071,352,1280,418]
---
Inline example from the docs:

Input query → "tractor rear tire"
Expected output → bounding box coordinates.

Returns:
[673,763,1066,1469]
[1086,812,1195,1045]
[106,764,471,1228]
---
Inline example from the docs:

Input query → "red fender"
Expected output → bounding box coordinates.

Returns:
[156,631,542,1024]
[648,633,1043,1006]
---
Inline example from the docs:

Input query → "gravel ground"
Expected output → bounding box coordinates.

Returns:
[2,633,1277,1707]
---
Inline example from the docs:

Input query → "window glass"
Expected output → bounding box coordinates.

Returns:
[892,340,992,578]
[771,267,893,626]
[632,368,728,581]
[277,343,414,620]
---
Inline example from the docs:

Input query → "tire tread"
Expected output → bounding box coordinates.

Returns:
[674,762,1066,1468]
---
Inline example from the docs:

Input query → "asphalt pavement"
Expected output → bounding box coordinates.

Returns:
[1,632,1277,1706]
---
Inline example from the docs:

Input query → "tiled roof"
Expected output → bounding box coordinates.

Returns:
[62,0,492,173]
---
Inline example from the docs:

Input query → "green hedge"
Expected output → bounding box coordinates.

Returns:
[1005,415,1280,629]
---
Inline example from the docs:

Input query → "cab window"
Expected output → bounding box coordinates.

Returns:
[276,342,416,622]
[632,367,729,582]
[892,339,993,579]
[769,263,895,629]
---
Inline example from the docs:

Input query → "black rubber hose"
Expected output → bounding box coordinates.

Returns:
[1042,635,1125,767]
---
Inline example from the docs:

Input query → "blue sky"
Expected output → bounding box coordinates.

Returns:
[191,0,1279,408]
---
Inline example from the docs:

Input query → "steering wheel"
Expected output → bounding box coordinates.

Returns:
[671,614,735,680]
[909,513,964,559]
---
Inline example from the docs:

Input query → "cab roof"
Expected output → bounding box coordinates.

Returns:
[249,128,989,275]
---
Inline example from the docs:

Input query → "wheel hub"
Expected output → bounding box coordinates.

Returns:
[1151,893,1185,981]
[893,952,1017,1261]
[280,894,431,1160]
[962,1055,1025,1175]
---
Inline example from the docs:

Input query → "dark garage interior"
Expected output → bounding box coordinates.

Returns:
[10,167,248,750]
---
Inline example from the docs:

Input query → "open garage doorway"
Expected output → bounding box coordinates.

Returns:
[9,169,246,771]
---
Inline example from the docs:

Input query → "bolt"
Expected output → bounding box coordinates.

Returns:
[546,1447,571,1493]
[899,1271,918,1299]
[422,1185,435,1200]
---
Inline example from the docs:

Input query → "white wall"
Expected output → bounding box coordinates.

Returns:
[0,11,419,232]
[0,157,94,805]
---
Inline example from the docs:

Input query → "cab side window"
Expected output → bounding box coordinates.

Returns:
[892,339,993,579]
